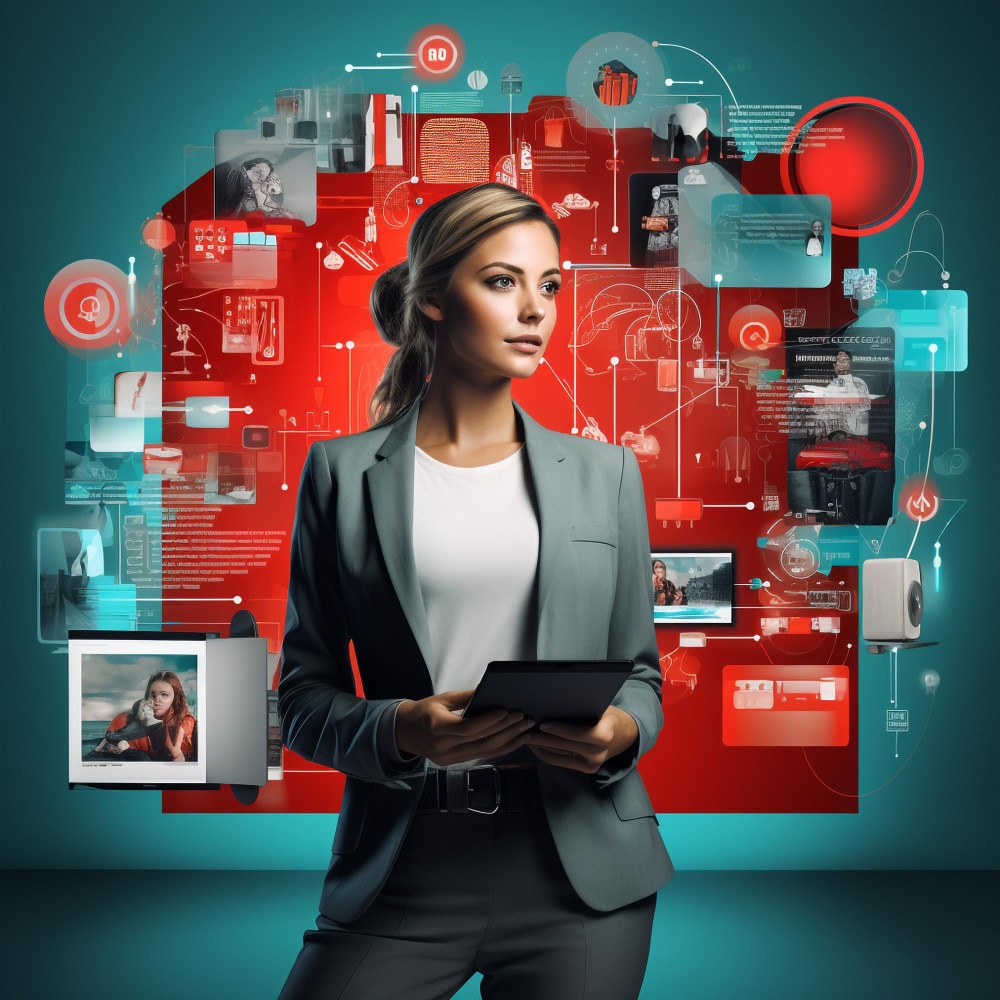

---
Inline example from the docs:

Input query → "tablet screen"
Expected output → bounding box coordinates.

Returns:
[464,659,634,726]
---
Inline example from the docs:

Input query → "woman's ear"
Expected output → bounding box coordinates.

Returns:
[417,296,444,323]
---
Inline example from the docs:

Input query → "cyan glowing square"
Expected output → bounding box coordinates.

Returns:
[185,396,230,428]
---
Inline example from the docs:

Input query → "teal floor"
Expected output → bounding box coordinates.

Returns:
[2,870,992,998]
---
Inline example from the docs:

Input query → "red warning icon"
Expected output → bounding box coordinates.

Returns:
[900,474,941,522]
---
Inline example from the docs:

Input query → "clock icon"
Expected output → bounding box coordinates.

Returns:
[566,32,665,130]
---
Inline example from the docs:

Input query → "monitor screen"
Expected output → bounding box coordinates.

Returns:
[650,550,735,625]
[68,632,209,787]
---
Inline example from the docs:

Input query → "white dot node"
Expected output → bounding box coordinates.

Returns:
[245,405,253,414]
[345,64,354,72]
[611,225,619,233]
[117,351,123,358]
[128,255,135,264]
[665,78,674,86]
[918,420,927,430]
[763,580,771,588]
[204,363,211,370]
[943,282,949,289]
[315,241,323,249]
[346,340,355,349]
[610,356,620,366]
[281,483,289,491]
[411,84,419,93]
[411,176,419,184]
[377,51,382,58]
[571,427,579,434]
[233,595,243,605]
[714,273,723,283]
[745,501,755,510]
[928,343,938,353]
[753,634,760,642]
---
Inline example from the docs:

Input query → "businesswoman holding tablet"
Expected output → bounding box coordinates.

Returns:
[278,182,672,999]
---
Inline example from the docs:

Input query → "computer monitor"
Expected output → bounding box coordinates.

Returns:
[68,630,268,790]
[650,550,735,625]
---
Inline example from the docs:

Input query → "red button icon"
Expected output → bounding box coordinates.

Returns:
[411,25,463,80]
[44,259,130,351]
[900,474,941,522]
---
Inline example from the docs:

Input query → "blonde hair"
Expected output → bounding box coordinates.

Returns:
[368,183,560,426]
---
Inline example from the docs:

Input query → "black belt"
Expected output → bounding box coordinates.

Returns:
[417,764,541,815]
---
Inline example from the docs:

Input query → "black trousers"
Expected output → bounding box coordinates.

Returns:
[278,807,657,1000]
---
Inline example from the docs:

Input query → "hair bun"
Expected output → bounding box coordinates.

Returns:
[370,261,410,347]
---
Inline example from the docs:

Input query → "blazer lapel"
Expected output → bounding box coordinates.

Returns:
[364,405,435,674]
[516,403,569,657]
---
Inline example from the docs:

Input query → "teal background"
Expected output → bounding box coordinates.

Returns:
[5,0,995,881]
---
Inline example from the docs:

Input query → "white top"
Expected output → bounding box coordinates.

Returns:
[412,446,538,695]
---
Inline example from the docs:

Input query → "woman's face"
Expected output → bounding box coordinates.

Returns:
[246,161,272,184]
[424,220,561,386]
[148,680,175,718]
[653,562,666,581]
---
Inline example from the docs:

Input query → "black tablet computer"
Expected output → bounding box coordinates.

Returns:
[464,659,634,727]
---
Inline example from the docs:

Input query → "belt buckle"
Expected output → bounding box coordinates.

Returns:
[466,765,501,815]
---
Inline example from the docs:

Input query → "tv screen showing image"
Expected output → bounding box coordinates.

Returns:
[650,550,735,625]
[69,632,209,788]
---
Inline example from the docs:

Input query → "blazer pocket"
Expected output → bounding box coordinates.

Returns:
[609,773,658,823]
[570,523,617,547]
[331,780,369,855]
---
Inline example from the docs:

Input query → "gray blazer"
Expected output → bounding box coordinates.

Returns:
[278,401,673,923]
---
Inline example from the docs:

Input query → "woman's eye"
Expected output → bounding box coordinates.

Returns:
[488,275,515,289]
[542,281,561,296]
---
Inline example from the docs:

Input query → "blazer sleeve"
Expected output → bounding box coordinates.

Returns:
[277,443,423,788]
[596,446,663,788]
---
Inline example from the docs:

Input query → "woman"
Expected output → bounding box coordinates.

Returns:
[652,558,671,606]
[90,670,196,762]
[653,559,670,607]
[219,156,290,218]
[277,183,672,999]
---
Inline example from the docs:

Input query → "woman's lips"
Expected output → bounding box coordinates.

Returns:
[507,337,542,354]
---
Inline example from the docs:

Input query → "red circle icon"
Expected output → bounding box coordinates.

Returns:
[727,304,783,350]
[411,24,464,80]
[142,213,176,250]
[44,259,131,351]
[780,97,923,237]
[900,474,941,522]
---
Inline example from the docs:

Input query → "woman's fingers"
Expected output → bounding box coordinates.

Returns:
[396,691,529,760]
[528,744,598,773]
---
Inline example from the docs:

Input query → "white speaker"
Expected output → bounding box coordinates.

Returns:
[862,558,923,642]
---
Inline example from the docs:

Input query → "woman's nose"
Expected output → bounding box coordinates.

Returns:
[520,290,546,322]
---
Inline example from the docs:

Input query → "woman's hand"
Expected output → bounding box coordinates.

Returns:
[395,690,535,767]
[162,725,185,762]
[526,705,639,774]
